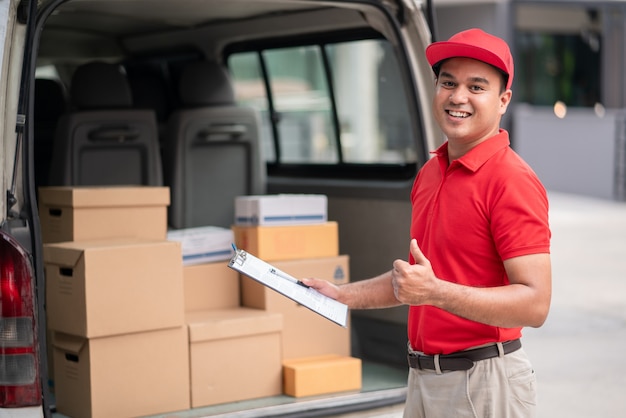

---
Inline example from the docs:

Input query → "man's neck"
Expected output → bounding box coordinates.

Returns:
[446,129,502,162]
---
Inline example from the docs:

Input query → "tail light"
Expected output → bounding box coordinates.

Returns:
[0,231,41,407]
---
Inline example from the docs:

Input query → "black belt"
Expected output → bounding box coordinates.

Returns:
[408,339,522,372]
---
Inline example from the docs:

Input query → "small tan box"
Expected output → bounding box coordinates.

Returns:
[183,261,240,312]
[38,186,169,243]
[241,255,350,359]
[232,221,338,261]
[186,308,283,407]
[283,355,362,397]
[53,326,190,418]
[44,239,184,338]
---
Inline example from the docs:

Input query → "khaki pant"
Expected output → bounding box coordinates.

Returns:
[403,348,536,418]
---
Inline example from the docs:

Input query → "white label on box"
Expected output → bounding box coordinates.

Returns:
[167,226,234,265]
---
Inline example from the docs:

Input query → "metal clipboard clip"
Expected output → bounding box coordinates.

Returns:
[228,243,247,267]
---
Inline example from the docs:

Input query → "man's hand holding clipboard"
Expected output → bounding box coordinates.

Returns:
[228,244,349,327]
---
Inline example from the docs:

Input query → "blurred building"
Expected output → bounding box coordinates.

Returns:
[434,0,626,200]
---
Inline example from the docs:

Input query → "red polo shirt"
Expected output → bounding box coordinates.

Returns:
[408,129,551,355]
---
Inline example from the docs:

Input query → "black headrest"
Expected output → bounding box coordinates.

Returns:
[70,62,133,110]
[34,78,68,123]
[178,61,235,107]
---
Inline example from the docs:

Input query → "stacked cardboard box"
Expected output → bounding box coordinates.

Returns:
[235,194,328,226]
[240,255,351,358]
[40,188,361,413]
[38,186,169,243]
[170,205,284,407]
[181,259,284,407]
[185,308,283,407]
[40,186,190,418]
[283,355,362,397]
[233,194,362,397]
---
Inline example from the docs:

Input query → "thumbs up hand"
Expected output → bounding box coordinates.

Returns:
[391,239,438,305]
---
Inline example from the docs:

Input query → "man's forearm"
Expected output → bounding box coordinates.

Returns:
[339,270,402,309]
[430,280,550,328]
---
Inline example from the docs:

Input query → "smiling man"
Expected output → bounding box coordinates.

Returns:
[303,28,552,418]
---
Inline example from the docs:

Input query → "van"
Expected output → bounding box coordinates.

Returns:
[0,0,440,416]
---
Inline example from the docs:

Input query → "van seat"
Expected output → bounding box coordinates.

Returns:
[164,61,265,229]
[34,78,68,189]
[48,61,163,186]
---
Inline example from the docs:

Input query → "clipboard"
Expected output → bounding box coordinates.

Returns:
[228,246,348,327]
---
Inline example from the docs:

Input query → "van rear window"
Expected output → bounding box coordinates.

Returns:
[228,37,417,180]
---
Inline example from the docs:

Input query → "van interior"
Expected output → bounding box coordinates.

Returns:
[30,0,436,416]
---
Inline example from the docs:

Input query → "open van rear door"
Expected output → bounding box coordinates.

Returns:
[1,0,51,416]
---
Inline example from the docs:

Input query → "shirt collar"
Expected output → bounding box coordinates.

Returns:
[431,129,510,172]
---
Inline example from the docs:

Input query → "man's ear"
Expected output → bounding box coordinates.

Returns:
[499,89,512,115]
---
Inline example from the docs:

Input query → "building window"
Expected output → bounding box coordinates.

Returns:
[515,5,602,108]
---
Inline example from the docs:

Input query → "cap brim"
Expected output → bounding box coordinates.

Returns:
[426,42,508,76]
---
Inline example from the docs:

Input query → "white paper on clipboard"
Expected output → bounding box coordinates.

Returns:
[228,247,348,327]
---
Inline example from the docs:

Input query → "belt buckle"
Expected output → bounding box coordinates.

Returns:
[407,352,421,369]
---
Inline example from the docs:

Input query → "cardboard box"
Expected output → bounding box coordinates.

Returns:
[183,261,240,312]
[167,226,235,265]
[53,326,190,418]
[240,255,350,359]
[44,239,184,337]
[186,308,283,407]
[235,194,327,226]
[283,355,362,397]
[232,222,338,261]
[38,186,169,243]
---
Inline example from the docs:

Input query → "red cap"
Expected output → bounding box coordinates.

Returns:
[426,28,514,90]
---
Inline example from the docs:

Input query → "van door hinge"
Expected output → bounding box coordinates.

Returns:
[16,113,26,131]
